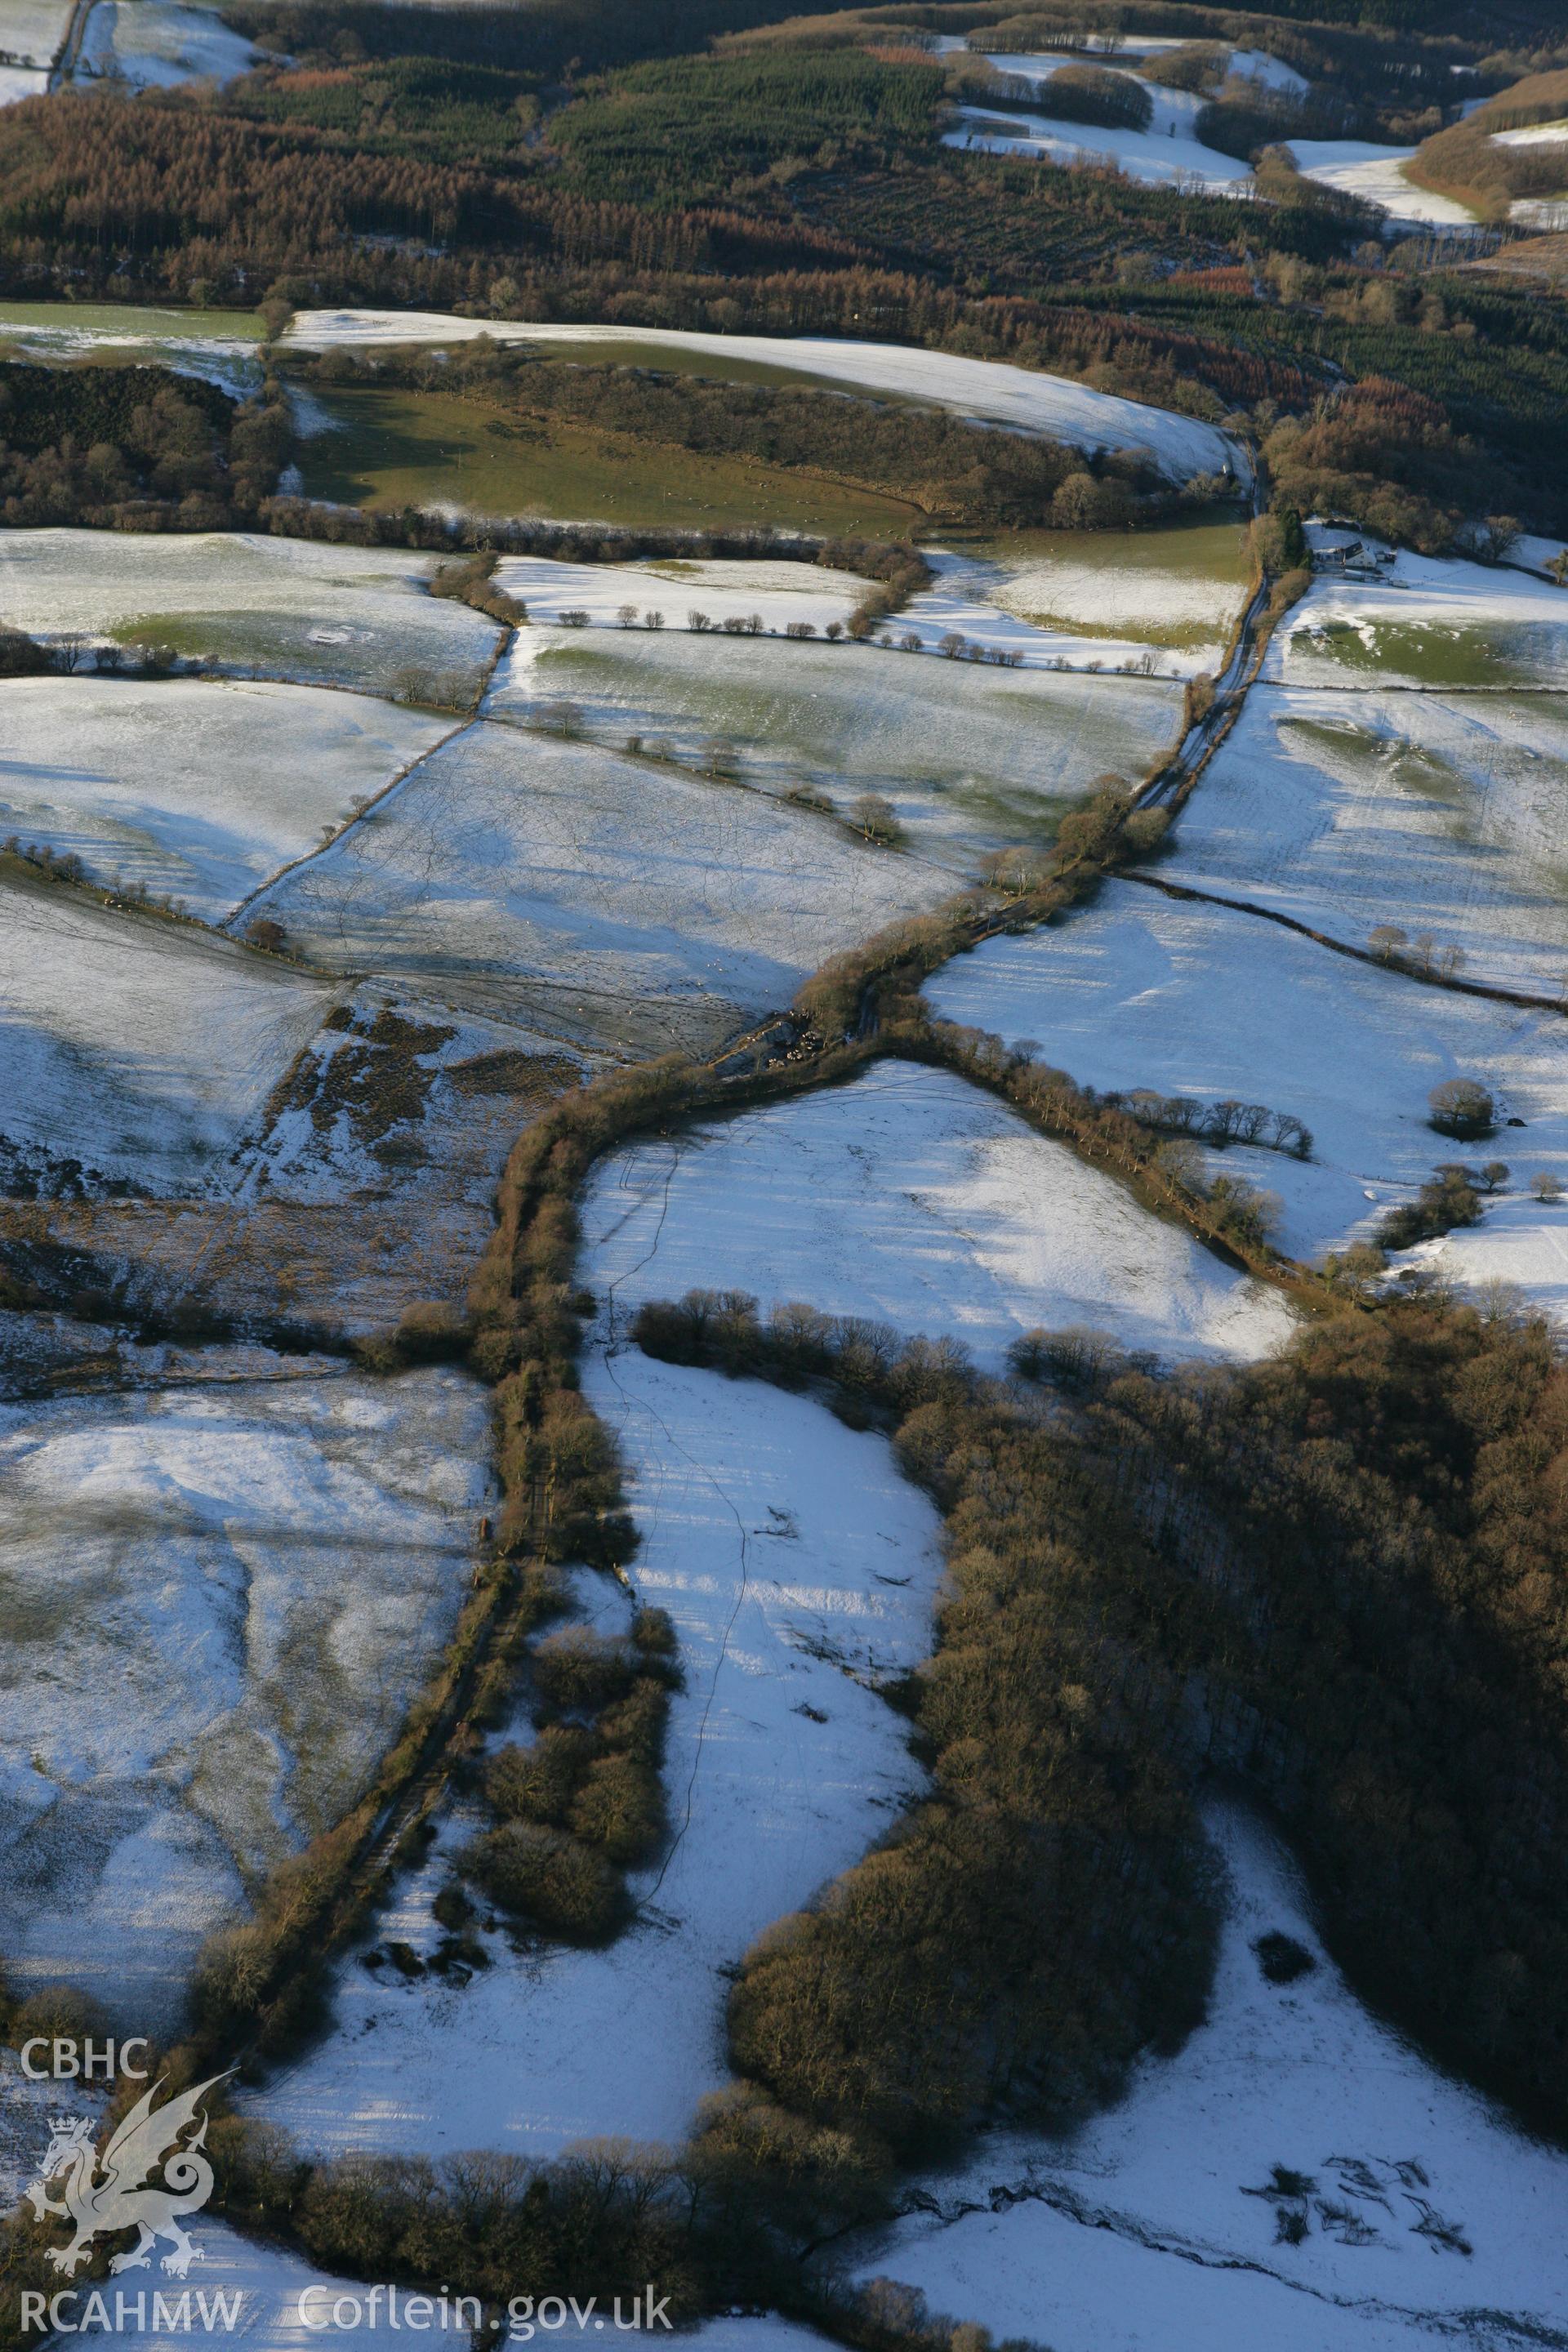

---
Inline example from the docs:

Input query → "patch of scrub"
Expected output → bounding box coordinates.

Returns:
[281,316,1248,487]
[488,629,1183,869]
[850,1804,1568,2352]
[0,677,456,921]
[0,529,501,701]
[1163,683,1568,994]
[0,1356,491,2035]
[0,2051,107,2212]
[254,987,587,1211]
[924,880,1568,1300]
[252,720,954,1057]
[0,1307,128,1399]
[76,0,260,91]
[247,1365,941,2158]
[580,1058,1298,1367]
[1266,546,1568,690]
[0,872,333,1193]
[0,993,586,1348]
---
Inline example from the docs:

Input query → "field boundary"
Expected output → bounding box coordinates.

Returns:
[1120,866,1568,1017]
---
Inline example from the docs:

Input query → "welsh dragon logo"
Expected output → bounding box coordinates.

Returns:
[24,2073,232,2278]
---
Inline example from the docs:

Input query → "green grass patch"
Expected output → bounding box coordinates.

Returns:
[0,301,265,343]
[1292,617,1561,690]
[972,507,1254,581]
[111,610,475,706]
[294,383,926,533]
[969,506,1253,648]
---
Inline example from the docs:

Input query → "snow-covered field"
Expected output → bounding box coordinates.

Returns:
[925,881,1568,1303]
[939,34,1306,100]
[248,1362,942,2158]
[579,1059,1298,1367]
[0,873,333,1191]
[1508,530,1568,581]
[941,42,1306,189]
[0,986,586,1349]
[0,1356,489,2033]
[1161,682,1568,993]
[76,0,259,89]
[1288,139,1477,226]
[493,552,867,636]
[252,719,955,1055]
[0,677,456,921]
[0,529,501,699]
[497,541,1229,675]
[1228,46,1310,96]
[1494,118,1568,148]
[488,627,1183,868]
[898,541,1237,675]
[1268,548,1568,690]
[946,100,1251,194]
[0,0,72,65]
[0,61,46,97]
[853,1802,1568,2352]
[281,314,1247,485]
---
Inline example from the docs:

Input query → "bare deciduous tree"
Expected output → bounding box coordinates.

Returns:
[1429,1077,1495,1139]
[850,792,902,846]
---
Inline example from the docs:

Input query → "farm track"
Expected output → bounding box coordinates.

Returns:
[1138,578,1271,813]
